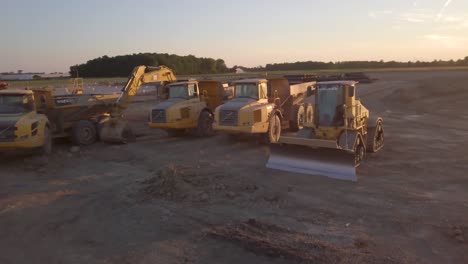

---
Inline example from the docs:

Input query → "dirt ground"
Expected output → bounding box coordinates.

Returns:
[1,70,468,264]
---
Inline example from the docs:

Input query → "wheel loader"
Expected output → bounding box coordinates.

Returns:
[266,81,384,182]
[148,80,227,137]
[213,78,316,143]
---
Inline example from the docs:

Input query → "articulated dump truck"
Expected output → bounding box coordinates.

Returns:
[0,87,119,155]
[213,78,316,142]
[267,81,384,182]
[148,80,227,137]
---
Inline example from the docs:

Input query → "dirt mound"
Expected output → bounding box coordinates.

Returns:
[448,225,467,244]
[139,165,209,202]
[208,219,405,264]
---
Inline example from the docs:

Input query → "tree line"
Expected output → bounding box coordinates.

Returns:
[70,53,468,77]
[253,56,468,72]
[69,53,230,77]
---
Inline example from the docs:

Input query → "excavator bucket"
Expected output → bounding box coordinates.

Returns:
[99,118,135,144]
[266,138,357,182]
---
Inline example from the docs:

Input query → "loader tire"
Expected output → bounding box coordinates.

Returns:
[39,126,52,156]
[290,104,305,132]
[354,138,365,166]
[195,111,214,137]
[72,120,97,146]
[366,120,384,153]
[121,124,136,144]
[266,114,281,143]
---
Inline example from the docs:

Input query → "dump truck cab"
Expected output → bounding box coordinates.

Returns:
[214,78,315,143]
[0,89,51,153]
[214,79,273,134]
[149,80,225,136]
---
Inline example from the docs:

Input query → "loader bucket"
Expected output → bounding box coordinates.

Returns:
[99,118,135,144]
[266,144,357,182]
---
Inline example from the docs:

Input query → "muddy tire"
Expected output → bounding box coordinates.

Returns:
[121,124,136,144]
[290,104,305,132]
[266,114,281,143]
[71,120,97,146]
[354,137,365,166]
[366,120,384,153]
[166,129,185,137]
[195,111,214,137]
[39,126,52,156]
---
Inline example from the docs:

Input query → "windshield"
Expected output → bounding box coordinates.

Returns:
[235,83,258,99]
[168,84,197,99]
[0,94,35,114]
[317,85,344,126]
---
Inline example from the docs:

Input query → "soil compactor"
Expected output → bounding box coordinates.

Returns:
[213,78,316,142]
[266,81,384,181]
[148,80,227,137]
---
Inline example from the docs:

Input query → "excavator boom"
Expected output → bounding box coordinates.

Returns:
[101,65,177,143]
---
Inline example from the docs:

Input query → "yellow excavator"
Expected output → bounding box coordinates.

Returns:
[266,81,384,181]
[100,65,177,143]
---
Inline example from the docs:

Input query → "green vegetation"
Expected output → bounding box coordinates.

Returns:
[70,53,229,77]
[240,56,468,72]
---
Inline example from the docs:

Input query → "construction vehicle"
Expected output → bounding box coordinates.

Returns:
[100,65,177,143]
[213,78,316,143]
[148,80,226,137]
[0,87,119,155]
[266,81,384,181]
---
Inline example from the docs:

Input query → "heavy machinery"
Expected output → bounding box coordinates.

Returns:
[0,87,119,155]
[100,65,177,143]
[266,81,384,181]
[148,80,226,137]
[213,78,316,143]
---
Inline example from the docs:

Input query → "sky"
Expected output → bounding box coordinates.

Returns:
[1,0,468,72]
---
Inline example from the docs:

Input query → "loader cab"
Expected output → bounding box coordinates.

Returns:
[233,79,268,103]
[315,81,356,127]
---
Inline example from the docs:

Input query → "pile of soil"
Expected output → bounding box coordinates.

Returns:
[139,165,212,202]
[208,219,404,264]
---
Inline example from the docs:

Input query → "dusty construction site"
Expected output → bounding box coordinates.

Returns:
[0,70,467,264]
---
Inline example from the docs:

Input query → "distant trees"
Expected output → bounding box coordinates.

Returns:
[70,53,468,77]
[69,53,230,77]
[251,57,468,72]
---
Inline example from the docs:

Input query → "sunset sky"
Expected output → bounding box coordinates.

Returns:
[1,0,468,72]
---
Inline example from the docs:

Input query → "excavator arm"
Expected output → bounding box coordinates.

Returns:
[101,65,177,143]
[111,65,177,118]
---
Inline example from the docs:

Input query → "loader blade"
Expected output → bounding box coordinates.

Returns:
[266,144,357,182]
[99,119,135,144]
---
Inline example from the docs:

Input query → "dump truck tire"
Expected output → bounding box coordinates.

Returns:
[72,120,97,146]
[305,104,314,123]
[290,104,305,132]
[39,126,52,156]
[196,111,214,137]
[366,120,384,153]
[266,114,281,143]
